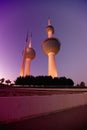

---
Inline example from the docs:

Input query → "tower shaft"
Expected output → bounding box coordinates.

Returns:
[48,52,58,77]
[25,58,31,76]
[20,48,26,77]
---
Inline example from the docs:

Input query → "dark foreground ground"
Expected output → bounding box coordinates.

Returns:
[1,105,87,130]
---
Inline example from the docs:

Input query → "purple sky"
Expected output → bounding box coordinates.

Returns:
[0,0,87,85]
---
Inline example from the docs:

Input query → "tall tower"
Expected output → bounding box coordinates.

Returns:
[42,19,61,77]
[20,33,36,77]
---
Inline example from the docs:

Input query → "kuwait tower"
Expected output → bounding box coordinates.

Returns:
[20,33,36,77]
[42,19,61,77]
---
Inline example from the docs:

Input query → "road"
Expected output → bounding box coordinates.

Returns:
[1,105,87,130]
[0,87,87,96]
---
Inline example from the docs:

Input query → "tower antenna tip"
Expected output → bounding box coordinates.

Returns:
[48,17,51,25]
[26,31,28,42]
[29,32,32,48]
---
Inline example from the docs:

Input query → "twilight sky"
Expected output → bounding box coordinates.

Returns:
[0,0,87,85]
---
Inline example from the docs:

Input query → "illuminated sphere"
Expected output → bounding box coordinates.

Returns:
[42,38,61,55]
[25,47,36,59]
[46,25,54,34]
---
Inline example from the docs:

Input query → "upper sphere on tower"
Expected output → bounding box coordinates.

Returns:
[46,18,54,35]
[46,25,54,35]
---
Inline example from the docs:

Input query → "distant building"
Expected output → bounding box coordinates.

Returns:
[20,33,36,77]
[42,19,61,77]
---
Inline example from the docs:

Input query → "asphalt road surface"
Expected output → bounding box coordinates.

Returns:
[1,105,87,130]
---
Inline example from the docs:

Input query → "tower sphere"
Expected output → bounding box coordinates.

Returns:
[46,25,54,35]
[25,47,36,59]
[42,37,61,55]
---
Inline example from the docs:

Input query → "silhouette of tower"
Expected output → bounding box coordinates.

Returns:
[42,19,61,77]
[20,33,36,77]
